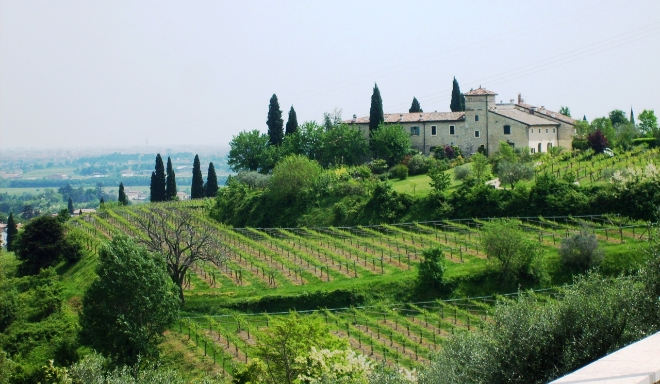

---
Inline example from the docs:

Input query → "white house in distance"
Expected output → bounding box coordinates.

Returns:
[345,88,577,156]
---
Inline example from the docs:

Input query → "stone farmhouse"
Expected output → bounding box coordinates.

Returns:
[345,87,577,156]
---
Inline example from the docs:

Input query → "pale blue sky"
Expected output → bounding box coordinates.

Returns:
[2,0,660,149]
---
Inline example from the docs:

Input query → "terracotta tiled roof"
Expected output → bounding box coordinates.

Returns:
[489,108,560,126]
[345,112,465,124]
[517,103,576,125]
[465,87,497,96]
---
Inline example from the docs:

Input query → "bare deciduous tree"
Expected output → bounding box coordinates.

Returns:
[133,205,225,303]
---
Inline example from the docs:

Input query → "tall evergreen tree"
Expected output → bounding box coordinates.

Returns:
[165,157,177,200]
[150,154,166,202]
[67,197,74,215]
[191,154,205,199]
[6,213,17,252]
[118,182,128,205]
[100,197,105,205]
[369,83,384,134]
[631,107,635,125]
[583,115,588,122]
[285,106,299,135]
[450,77,466,112]
[267,94,284,146]
[205,162,219,198]
[409,97,423,113]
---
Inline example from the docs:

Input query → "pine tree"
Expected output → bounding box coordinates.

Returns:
[68,197,74,215]
[631,107,635,125]
[165,157,177,200]
[100,197,105,205]
[118,182,128,205]
[205,162,219,198]
[285,106,299,135]
[6,213,17,252]
[583,115,588,122]
[450,77,466,112]
[191,154,205,199]
[150,154,166,202]
[369,83,384,134]
[267,94,284,145]
[409,97,423,113]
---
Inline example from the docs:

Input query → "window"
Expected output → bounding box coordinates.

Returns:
[410,126,420,135]
[547,143,553,151]
[503,125,511,135]
[474,130,480,138]
[475,115,479,122]
[530,128,533,134]
[531,148,536,154]
[546,128,549,133]
[553,128,556,133]
[449,125,455,135]
[538,143,542,153]
[538,129,541,133]
[431,125,437,136]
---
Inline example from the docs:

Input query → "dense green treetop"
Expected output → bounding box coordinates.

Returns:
[319,124,369,166]
[285,105,299,135]
[165,156,177,200]
[409,97,423,113]
[228,130,270,172]
[6,212,17,252]
[267,94,284,146]
[609,109,628,126]
[79,236,179,367]
[150,154,166,202]
[67,196,74,215]
[450,77,466,112]
[190,154,205,199]
[13,215,82,275]
[369,83,384,133]
[370,123,411,167]
[638,110,658,136]
[205,162,219,198]
[559,106,571,117]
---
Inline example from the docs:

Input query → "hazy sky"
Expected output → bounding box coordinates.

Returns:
[2,0,660,149]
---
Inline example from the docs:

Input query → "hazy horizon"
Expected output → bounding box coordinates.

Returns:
[2,0,660,150]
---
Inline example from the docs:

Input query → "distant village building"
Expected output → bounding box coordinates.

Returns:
[72,208,97,216]
[346,88,576,156]
[176,191,190,201]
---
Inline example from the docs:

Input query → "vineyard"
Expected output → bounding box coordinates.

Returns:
[167,290,561,377]
[535,146,660,183]
[64,202,655,376]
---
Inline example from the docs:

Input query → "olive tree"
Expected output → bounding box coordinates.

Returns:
[559,229,603,271]
[132,205,225,303]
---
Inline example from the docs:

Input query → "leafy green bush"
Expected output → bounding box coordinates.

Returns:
[559,229,604,271]
[235,171,271,189]
[407,154,429,175]
[390,165,409,180]
[368,159,389,175]
[418,247,446,290]
[453,164,471,182]
[419,272,658,384]
[480,219,546,283]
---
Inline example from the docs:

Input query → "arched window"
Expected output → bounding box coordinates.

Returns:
[538,143,542,153]
[547,143,552,151]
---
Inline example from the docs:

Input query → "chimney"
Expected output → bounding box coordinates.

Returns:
[399,113,403,121]
[518,93,522,104]
[419,114,423,121]
[352,114,356,123]
[530,107,536,115]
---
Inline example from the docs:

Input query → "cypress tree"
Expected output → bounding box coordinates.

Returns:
[118,182,127,205]
[6,213,17,252]
[165,157,177,200]
[191,154,205,199]
[369,83,384,134]
[205,162,219,198]
[100,197,105,205]
[583,115,588,122]
[409,97,423,113]
[267,94,284,145]
[68,197,74,215]
[285,106,299,135]
[450,77,466,112]
[631,107,635,125]
[150,154,166,202]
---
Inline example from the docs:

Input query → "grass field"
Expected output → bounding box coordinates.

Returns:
[389,168,461,197]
